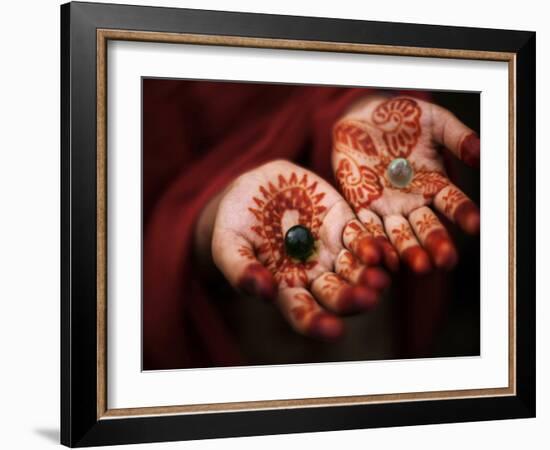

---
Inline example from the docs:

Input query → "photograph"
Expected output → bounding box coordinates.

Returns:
[142,79,481,371]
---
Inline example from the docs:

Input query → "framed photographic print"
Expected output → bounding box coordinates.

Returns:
[60,1,536,447]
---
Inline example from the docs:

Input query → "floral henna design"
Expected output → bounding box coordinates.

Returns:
[335,157,382,212]
[441,187,468,215]
[333,121,378,157]
[373,154,449,199]
[319,273,344,298]
[358,216,399,271]
[247,172,326,288]
[391,223,413,247]
[333,97,450,214]
[237,245,256,261]
[236,245,277,298]
[408,170,449,199]
[290,292,317,321]
[435,185,480,234]
[342,220,382,265]
[212,160,391,341]
[415,213,440,235]
[363,218,385,237]
[330,95,480,272]
[372,97,421,158]
[335,251,359,281]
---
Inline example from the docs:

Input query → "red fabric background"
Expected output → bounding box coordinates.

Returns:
[142,80,430,370]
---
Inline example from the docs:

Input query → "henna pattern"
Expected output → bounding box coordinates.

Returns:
[415,213,439,235]
[333,121,378,156]
[337,251,360,281]
[248,172,326,288]
[335,156,382,212]
[290,292,316,321]
[320,273,344,297]
[408,170,449,199]
[372,97,421,158]
[330,96,478,271]
[391,223,413,247]
[237,246,256,261]
[342,220,382,265]
[333,98,448,213]
[336,149,448,212]
[363,218,385,237]
[342,221,363,239]
[441,187,468,214]
[372,154,448,199]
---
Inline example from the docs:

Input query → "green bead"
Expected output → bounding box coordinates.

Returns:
[387,158,414,188]
[284,225,314,261]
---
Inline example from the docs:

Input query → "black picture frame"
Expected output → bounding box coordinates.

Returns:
[61,1,535,447]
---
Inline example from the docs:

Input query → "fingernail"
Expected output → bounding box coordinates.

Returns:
[351,285,379,310]
[338,285,378,314]
[356,236,382,266]
[237,263,277,301]
[377,237,400,272]
[360,267,390,290]
[460,133,480,169]
[454,201,480,235]
[309,314,345,341]
[424,229,458,270]
[402,246,432,274]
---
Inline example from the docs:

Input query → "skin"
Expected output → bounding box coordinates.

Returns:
[198,160,390,341]
[332,95,480,273]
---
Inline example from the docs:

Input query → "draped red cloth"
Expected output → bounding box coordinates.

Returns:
[142,80,431,370]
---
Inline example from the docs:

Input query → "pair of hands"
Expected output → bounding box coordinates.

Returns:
[207,96,480,341]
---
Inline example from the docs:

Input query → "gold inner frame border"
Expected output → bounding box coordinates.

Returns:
[96,28,516,420]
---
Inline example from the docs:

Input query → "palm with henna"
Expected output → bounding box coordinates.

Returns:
[208,160,389,341]
[332,95,480,273]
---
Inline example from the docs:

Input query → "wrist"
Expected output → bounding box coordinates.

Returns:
[339,93,389,121]
[194,190,225,270]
